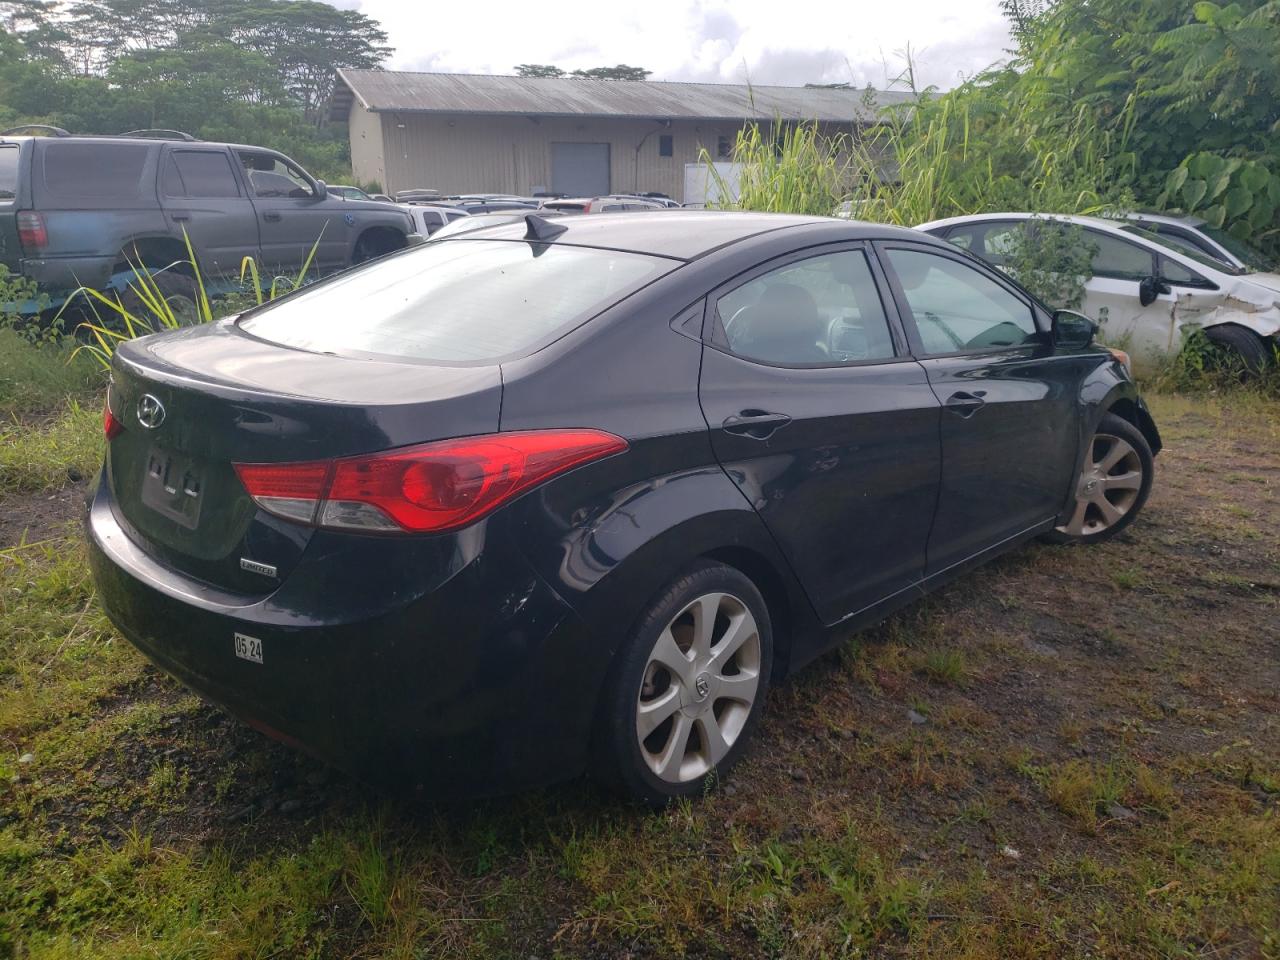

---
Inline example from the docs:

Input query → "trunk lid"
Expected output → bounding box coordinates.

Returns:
[106,320,503,593]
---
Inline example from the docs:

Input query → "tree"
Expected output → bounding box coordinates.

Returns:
[514,63,564,78]
[570,64,650,81]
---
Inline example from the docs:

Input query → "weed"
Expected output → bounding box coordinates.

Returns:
[920,648,967,685]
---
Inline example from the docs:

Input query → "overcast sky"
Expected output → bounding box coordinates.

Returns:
[341,0,1014,91]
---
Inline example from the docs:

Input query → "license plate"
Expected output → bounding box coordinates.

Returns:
[141,446,204,530]
[234,633,263,664]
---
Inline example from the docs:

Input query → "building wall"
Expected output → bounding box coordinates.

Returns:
[347,100,387,190]
[365,114,818,201]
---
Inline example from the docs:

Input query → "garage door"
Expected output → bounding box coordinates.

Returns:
[551,143,610,197]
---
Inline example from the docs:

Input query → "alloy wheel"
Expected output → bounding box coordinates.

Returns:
[1056,432,1144,537]
[635,591,762,784]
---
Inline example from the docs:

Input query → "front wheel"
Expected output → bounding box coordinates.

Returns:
[1046,412,1154,544]
[1202,324,1273,377]
[593,561,773,806]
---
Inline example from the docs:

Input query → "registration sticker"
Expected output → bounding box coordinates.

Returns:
[234,633,263,664]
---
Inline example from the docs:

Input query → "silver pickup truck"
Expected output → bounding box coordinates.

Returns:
[0,128,412,311]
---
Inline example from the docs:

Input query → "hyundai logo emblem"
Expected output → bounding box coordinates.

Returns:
[136,393,166,429]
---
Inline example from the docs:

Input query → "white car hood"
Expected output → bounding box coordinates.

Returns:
[1242,272,1280,296]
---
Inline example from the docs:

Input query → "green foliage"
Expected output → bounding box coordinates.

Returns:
[1159,152,1280,247]
[1002,218,1100,310]
[0,0,391,180]
[513,62,651,80]
[0,329,102,419]
[706,122,851,216]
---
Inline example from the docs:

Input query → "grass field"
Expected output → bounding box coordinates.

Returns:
[1,338,1276,959]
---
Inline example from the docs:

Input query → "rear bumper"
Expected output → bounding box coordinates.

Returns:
[84,479,602,798]
[22,254,117,290]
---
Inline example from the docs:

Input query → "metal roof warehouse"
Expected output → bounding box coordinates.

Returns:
[331,69,906,201]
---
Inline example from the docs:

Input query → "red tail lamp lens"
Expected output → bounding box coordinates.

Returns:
[234,429,627,534]
[103,403,124,440]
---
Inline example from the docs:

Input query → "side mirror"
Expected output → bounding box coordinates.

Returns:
[312,179,328,201]
[1052,309,1096,350]
[1138,275,1170,307]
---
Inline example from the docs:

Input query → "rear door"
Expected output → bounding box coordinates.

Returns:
[697,243,942,624]
[876,241,1081,574]
[158,146,259,282]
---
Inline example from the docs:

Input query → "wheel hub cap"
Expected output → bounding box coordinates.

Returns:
[1056,432,1143,538]
[635,591,762,784]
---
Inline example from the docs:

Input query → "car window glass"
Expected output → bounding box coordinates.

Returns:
[168,151,240,198]
[944,221,1024,266]
[0,145,19,199]
[44,142,149,199]
[1160,256,1210,286]
[717,250,896,366]
[1084,229,1154,281]
[238,152,315,199]
[886,248,1038,354]
[240,241,675,363]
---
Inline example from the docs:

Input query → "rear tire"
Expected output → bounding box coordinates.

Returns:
[593,561,773,806]
[1202,324,1273,377]
[114,270,201,328]
[1045,412,1153,545]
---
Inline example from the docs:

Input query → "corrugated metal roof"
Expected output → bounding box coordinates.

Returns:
[331,69,909,124]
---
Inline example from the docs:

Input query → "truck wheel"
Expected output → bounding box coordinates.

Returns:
[116,271,202,328]
[352,230,405,264]
[1202,324,1273,376]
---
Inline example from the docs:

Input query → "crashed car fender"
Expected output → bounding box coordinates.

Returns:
[1182,277,1280,341]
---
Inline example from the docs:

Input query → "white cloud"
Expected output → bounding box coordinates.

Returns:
[350,0,1012,91]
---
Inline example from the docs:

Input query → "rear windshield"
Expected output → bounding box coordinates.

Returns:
[0,145,18,199]
[239,240,675,363]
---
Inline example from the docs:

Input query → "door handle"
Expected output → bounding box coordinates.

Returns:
[169,213,190,222]
[262,212,282,223]
[722,410,792,440]
[944,391,986,418]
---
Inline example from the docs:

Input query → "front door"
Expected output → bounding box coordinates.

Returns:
[157,146,259,283]
[697,244,942,624]
[236,150,348,277]
[876,242,1082,575]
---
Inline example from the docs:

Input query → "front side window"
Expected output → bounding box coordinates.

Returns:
[1084,230,1155,282]
[240,240,675,363]
[885,248,1038,355]
[238,151,315,199]
[716,250,897,366]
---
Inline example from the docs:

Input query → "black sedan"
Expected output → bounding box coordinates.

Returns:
[87,212,1161,805]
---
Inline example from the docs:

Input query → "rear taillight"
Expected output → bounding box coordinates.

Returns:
[234,429,627,534]
[103,398,124,440]
[16,211,47,253]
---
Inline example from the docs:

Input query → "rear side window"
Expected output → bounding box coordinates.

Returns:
[0,145,18,199]
[240,240,675,363]
[44,142,149,199]
[164,151,241,198]
[718,250,896,365]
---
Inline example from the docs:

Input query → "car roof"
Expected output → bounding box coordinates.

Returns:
[439,210,928,261]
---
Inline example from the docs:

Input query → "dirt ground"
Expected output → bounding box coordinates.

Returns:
[1,391,1277,959]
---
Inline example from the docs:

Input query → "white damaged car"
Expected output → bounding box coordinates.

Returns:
[916,212,1280,372]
